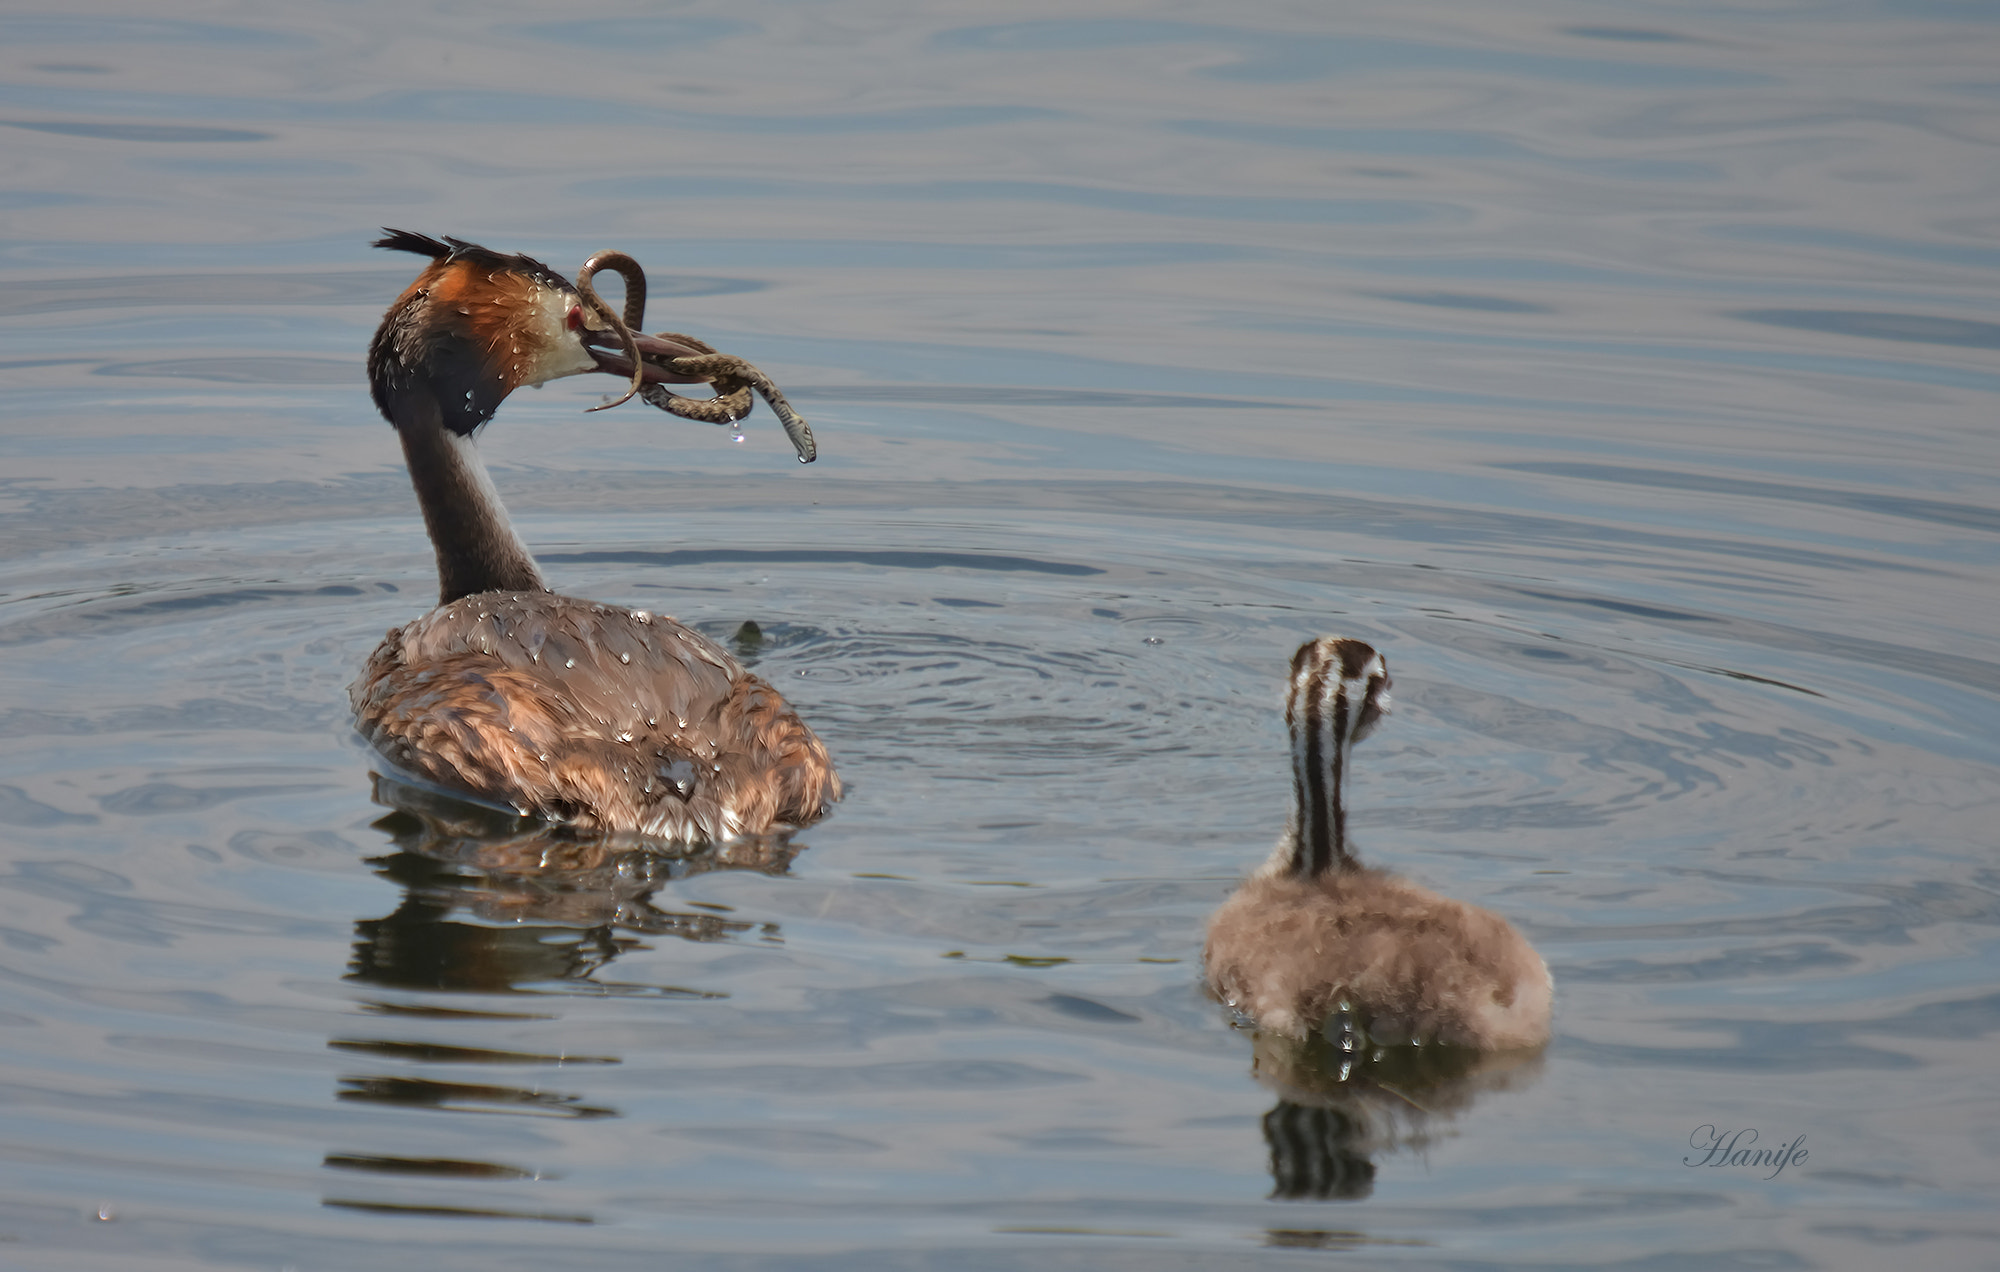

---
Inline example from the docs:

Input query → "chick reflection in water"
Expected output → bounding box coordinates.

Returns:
[1204,638,1551,1199]
[349,774,792,996]
[1254,1030,1543,1201]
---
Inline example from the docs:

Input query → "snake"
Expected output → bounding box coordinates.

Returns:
[576,251,817,463]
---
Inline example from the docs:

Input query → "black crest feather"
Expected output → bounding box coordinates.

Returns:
[372,228,576,295]
[373,228,455,259]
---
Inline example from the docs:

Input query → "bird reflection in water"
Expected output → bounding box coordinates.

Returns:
[325,775,806,1223]
[348,772,793,997]
[1250,1026,1543,1203]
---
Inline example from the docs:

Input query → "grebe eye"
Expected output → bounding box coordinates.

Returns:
[566,305,584,331]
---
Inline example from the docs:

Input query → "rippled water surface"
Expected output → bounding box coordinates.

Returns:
[3,2,1998,1268]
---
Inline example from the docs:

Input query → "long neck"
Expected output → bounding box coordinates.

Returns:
[393,394,545,604]
[1284,678,1353,878]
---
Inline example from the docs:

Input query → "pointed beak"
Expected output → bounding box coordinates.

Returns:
[583,330,715,386]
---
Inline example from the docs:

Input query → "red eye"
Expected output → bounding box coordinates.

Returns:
[566,305,584,331]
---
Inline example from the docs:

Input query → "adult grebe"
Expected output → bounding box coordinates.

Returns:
[1204,638,1550,1049]
[350,230,839,842]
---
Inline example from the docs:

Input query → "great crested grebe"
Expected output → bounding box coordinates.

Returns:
[1204,638,1550,1050]
[350,230,839,842]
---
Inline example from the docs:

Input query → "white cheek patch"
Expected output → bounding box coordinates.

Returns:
[515,284,598,387]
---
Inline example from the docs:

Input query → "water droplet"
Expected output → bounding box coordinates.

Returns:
[1144,636,1164,646]
[619,652,630,664]
[565,658,576,668]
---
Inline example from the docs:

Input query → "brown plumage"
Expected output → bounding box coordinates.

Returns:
[352,231,838,842]
[1204,638,1550,1050]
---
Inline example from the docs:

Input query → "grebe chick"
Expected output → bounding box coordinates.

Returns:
[351,231,838,842]
[1204,638,1550,1050]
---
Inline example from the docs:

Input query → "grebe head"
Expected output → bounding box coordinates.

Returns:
[366,229,704,435]
[1282,637,1391,877]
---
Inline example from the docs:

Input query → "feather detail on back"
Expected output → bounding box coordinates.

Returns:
[1205,867,1552,1050]
[351,591,839,842]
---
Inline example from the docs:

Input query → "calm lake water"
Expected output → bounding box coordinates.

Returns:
[2,2,1998,1268]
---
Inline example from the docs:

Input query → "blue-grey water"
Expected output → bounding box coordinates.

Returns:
[2,3,1997,1269]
